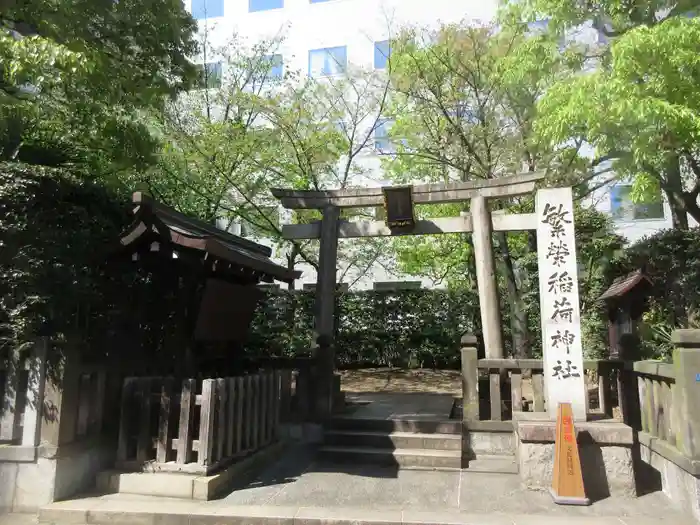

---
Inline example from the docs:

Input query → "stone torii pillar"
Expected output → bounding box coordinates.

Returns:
[313,205,340,419]
[471,196,505,359]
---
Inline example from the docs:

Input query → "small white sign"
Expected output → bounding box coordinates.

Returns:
[536,188,587,421]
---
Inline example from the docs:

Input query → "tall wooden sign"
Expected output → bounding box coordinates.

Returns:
[550,402,590,506]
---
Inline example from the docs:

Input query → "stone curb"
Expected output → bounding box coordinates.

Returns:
[36,502,681,525]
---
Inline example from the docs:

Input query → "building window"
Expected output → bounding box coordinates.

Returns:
[265,54,284,79]
[374,40,391,69]
[375,119,394,153]
[191,0,224,19]
[610,185,665,221]
[199,62,222,89]
[249,0,283,12]
[527,18,550,34]
[308,46,347,77]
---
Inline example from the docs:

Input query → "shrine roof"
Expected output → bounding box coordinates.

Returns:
[599,269,652,301]
[118,192,300,283]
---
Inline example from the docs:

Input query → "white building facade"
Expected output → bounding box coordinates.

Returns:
[188,0,682,289]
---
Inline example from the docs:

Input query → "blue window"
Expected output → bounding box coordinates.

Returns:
[375,119,394,153]
[249,0,283,12]
[265,54,283,79]
[191,0,224,19]
[374,40,390,69]
[527,18,549,33]
[199,62,222,89]
[610,185,664,221]
[308,46,347,77]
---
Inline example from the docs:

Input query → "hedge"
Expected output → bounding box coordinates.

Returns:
[246,287,482,369]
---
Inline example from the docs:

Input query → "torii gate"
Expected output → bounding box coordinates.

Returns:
[271,172,588,422]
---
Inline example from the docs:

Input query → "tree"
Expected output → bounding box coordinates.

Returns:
[500,0,700,229]
[0,0,198,174]
[147,31,394,288]
[383,21,584,357]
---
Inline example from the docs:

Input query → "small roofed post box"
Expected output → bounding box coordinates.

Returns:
[599,269,652,360]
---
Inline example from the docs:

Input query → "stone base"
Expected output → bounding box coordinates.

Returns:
[0,438,113,513]
[638,431,700,522]
[97,440,288,500]
[515,413,636,500]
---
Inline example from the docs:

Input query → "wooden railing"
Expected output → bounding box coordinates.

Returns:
[116,370,294,474]
[460,343,636,422]
[634,361,677,446]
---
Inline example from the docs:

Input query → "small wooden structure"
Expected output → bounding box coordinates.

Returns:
[115,191,300,376]
[600,269,652,359]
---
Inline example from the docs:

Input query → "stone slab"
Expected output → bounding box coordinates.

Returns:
[98,440,289,501]
[37,500,699,525]
[515,416,634,445]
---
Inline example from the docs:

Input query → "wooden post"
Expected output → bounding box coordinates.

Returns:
[117,378,138,462]
[245,375,254,450]
[216,378,227,462]
[156,377,173,463]
[279,369,292,423]
[259,373,268,445]
[235,377,244,454]
[250,374,260,450]
[136,378,153,462]
[21,338,48,447]
[271,371,280,439]
[550,402,589,506]
[226,377,236,457]
[198,379,216,467]
[176,378,196,464]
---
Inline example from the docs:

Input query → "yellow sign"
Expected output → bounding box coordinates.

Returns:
[550,402,590,506]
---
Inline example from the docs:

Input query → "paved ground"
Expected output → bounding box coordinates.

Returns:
[29,444,697,524]
[342,392,455,420]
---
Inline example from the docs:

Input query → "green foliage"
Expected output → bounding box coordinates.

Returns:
[501,0,700,225]
[609,227,700,359]
[0,162,131,365]
[247,288,481,369]
[0,0,198,175]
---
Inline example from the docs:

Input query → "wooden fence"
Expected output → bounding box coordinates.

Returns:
[461,352,636,422]
[116,370,294,475]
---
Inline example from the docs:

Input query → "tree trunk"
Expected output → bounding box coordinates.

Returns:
[664,155,690,229]
[494,231,530,359]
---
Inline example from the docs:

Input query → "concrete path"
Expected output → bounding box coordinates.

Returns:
[34,445,697,524]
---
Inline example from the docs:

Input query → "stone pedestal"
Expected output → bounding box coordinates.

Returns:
[515,413,636,500]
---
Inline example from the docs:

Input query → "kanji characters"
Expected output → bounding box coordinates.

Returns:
[552,360,581,380]
[547,271,573,294]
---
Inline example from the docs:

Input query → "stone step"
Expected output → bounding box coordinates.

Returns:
[318,445,462,470]
[464,454,519,474]
[324,430,462,450]
[327,417,461,435]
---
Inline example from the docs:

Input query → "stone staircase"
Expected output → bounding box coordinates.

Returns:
[318,417,518,473]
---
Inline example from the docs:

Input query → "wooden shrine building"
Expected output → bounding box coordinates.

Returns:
[114,191,300,376]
